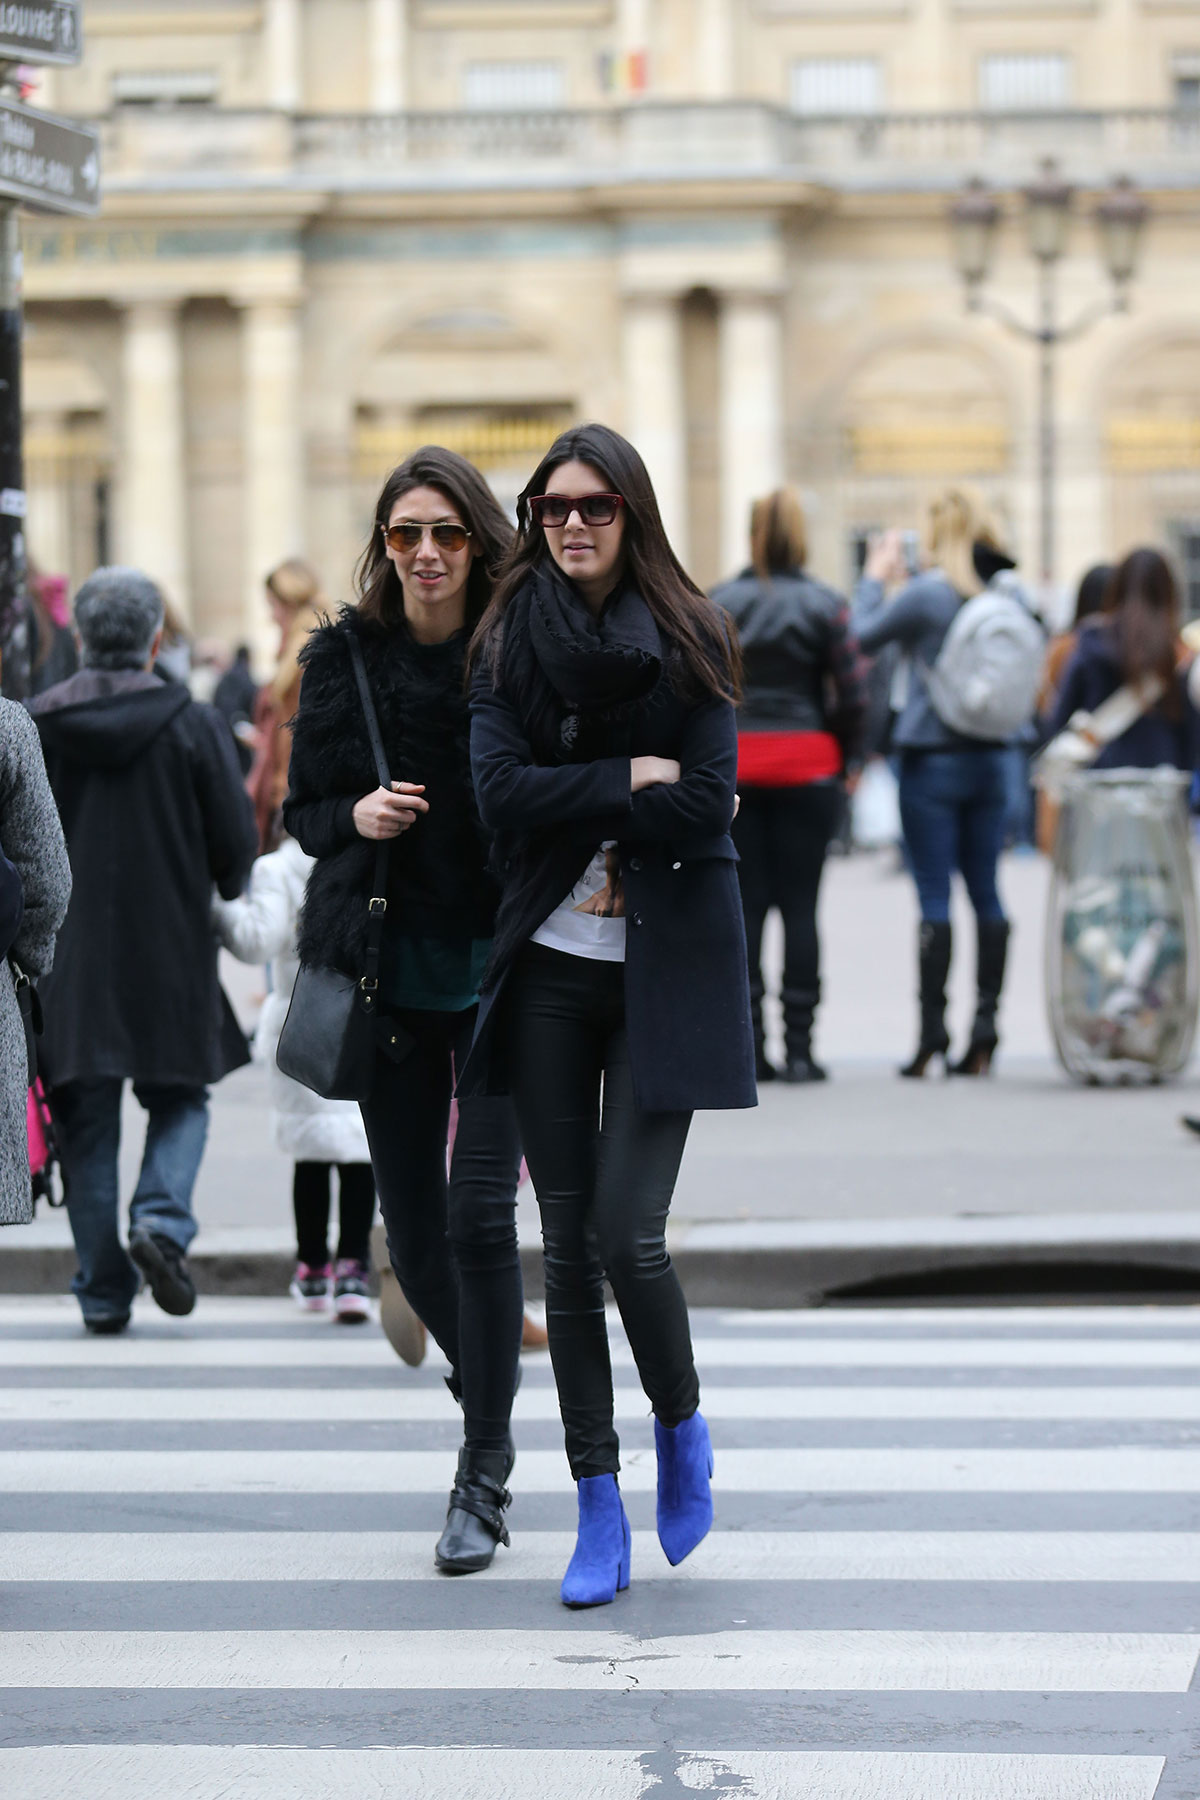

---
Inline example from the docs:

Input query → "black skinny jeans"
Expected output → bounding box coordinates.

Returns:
[733,782,841,1014]
[359,1007,524,1471]
[504,943,699,1479]
[292,1162,375,1268]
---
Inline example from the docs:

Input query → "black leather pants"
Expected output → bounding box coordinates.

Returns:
[504,943,699,1478]
[360,1006,524,1465]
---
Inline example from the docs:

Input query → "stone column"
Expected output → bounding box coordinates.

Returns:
[695,0,734,99]
[621,292,688,564]
[240,299,304,672]
[717,289,785,579]
[368,0,408,112]
[119,300,188,617]
[263,0,301,111]
[24,409,72,580]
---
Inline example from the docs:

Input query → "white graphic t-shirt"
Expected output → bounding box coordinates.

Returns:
[530,844,627,963]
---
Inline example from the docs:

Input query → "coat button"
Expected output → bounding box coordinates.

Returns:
[631,912,643,927]
[672,861,682,871]
[628,856,642,873]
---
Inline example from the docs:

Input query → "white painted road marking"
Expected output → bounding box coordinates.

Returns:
[1,1445,1197,1492]
[0,1629,1192,1692]
[5,1528,1200,1584]
[7,1334,1200,1367]
[5,1383,1200,1422]
[0,1748,1167,1800]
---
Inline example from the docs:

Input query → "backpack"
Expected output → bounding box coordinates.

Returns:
[924,575,1044,741]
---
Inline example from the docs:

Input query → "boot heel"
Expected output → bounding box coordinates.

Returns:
[618,1512,631,1593]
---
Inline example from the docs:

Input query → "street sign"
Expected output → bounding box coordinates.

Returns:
[0,98,96,215]
[0,3,81,68]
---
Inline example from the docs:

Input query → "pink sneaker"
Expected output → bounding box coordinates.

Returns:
[333,1258,372,1323]
[289,1262,332,1312]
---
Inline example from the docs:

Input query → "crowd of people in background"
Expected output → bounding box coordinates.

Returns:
[3,427,1200,1607]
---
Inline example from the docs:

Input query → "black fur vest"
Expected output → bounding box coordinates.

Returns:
[283,607,493,979]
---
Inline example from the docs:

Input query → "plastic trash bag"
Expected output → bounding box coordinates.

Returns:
[1047,768,1198,1082]
[851,757,902,849]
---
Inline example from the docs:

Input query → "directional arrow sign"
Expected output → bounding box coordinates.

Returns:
[0,99,97,215]
[0,3,81,67]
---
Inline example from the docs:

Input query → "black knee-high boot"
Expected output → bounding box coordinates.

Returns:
[782,987,826,1084]
[900,921,952,1079]
[949,919,1010,1076]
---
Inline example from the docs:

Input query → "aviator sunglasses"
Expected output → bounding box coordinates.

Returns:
[382,521,473,553]
[530,492,625,529]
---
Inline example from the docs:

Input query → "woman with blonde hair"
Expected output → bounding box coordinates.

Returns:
[713,488,867,1082]
[247,559,326,851]
[853,487,1017,1077]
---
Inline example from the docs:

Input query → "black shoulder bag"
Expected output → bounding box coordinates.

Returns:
[276,634,393,1101]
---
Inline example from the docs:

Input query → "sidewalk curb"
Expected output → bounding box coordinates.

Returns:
[5,1219,1200,1306]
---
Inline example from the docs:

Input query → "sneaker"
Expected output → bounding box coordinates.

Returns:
[290,1262,333,1313]
[128,1228,196,1317]
[333,1257,372,1323]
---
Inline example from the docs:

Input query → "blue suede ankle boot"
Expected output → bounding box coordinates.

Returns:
[654,1410,714,1566]
[560,1473,631,1608]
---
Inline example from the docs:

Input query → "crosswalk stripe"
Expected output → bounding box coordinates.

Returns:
[0,1628,1192,1692]
[7,1334,1200,1367]
[1,1445,1195,1492]
[5,1529,1199,1584]
[0,1748,1168,1800]
[5,1383,1200,1421]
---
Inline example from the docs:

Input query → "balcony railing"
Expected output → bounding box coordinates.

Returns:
[93,102,1200,194]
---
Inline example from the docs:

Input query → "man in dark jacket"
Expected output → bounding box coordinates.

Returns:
[30,567,256,1334]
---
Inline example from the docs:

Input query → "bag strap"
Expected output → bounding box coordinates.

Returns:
[1076,673,1166,754]
[345,633,392,1012]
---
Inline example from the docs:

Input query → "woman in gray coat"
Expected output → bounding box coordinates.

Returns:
[0,700,70,1225]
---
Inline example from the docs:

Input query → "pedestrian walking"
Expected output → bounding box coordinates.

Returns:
[853,492,1039,1077]
[0,701,70,1227]
[212,833,377,1322]
[1037,564,1114,727]
[248,560,325,852]
[712,488,867,1084]
[1044,549,1196,767]
[283,448,525,1576]
[212,644,259,776]
[463,422,755,1609]
[29,568,257,1333]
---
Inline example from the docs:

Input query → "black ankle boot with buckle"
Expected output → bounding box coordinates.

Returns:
[435,1450,512,1575]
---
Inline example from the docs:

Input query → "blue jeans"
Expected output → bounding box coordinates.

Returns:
[899,749,1008,925]
[54,1079,209,1323]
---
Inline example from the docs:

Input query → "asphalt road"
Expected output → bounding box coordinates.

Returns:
[0,1294,1195,1798]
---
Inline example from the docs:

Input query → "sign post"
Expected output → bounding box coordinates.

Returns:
[0,1,90,695]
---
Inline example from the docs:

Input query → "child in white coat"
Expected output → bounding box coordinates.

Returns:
[213,834,376,1321]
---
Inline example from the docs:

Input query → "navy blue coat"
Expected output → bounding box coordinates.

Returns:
[458,670,757,1114]
[1047,620,1200,771]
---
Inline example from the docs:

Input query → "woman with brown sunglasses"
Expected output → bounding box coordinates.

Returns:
[462,422,756,1608]
[283,447,527,1576]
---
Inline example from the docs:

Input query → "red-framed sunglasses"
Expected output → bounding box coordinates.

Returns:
[530,492,624,529]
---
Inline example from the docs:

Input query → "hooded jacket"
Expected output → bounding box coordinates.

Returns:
[30,667,257,1088]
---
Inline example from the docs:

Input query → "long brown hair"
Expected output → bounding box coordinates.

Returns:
[750,488,808,578]
[471,422,739,702]
[1105,546,1182,704]
[355,446,514,632]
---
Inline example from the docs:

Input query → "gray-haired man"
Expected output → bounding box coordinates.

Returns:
[29,567,257,1333]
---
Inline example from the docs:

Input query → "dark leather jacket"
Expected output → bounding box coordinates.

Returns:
[713,567,867,760]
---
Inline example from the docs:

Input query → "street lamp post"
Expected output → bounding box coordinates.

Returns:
[950,161,1148,597]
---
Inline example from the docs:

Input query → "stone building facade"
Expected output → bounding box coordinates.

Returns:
[25,0,1200,658]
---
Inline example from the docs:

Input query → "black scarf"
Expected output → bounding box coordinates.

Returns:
[505,562,662,762]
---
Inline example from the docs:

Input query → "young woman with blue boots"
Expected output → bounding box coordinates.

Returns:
[461,422,756,1607]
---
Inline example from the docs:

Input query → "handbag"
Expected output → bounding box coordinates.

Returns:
[276,634,393,1102]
